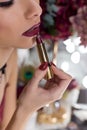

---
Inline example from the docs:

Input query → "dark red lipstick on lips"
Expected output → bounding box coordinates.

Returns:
[36,34,54,80]
[22,23,40,37]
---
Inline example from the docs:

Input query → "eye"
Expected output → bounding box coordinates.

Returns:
[0,0,14,8]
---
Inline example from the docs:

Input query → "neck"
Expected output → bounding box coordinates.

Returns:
[0,47,14,68]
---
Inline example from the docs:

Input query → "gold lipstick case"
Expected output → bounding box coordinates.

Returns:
[36,34,53,80]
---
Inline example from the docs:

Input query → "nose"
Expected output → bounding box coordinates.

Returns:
[24,1,42,20]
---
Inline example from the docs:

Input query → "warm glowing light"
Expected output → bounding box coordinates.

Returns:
[45,104,50,107]
[55,102,60,108]
[64,37,81,47]
[62,114,67,119]
[79,46,87,54]
[66,43,75,53]
[61,62,69,71]
[73,37,81,46]
[63,39,72,46]
[71,52,80,64]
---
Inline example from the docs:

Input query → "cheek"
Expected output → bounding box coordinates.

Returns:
[0,21,12,45]
[0,11,23,37]
[36,0,40,4]
[0,19,23,47]
[0,20,16,38]
[0,9,36,48]
[0,19,20,48]
[0,19,34,48]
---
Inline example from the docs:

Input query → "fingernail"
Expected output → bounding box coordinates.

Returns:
[50,62,56,67]
[39,62,48,71]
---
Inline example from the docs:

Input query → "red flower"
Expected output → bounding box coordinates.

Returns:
[70,6,87,46]
[40,0,87,41]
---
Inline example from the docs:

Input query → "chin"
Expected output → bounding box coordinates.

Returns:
[16,37,36,49]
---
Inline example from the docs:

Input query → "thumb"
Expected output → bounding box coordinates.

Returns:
[31,62,48,85]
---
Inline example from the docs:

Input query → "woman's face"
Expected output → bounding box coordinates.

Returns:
[0,0,42,49]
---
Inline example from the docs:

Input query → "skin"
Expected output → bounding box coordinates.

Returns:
[0,0,41,68]
[0,0,41,48]
[0,0,72,130]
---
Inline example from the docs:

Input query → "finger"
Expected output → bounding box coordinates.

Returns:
[51,64,72,80]
[48,79,72,101]
[28,62,48,86]
[58,79,72,93]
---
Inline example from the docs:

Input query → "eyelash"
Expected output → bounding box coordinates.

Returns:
[0,0,14,8]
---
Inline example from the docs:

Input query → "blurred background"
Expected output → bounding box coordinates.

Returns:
[17,0,87,130]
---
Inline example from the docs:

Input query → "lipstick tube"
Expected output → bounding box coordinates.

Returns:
[36,34,53,80]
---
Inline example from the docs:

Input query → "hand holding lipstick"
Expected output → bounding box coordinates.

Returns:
[17,34,72,118]
[17,62,72,114]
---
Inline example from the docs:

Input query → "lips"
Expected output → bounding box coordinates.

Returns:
[22,23,40,37]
